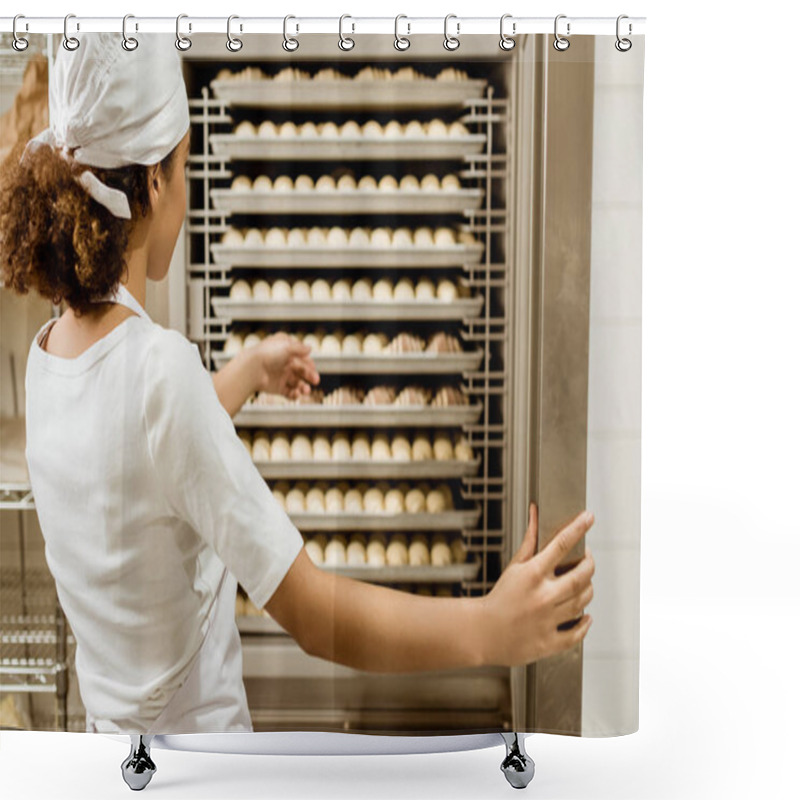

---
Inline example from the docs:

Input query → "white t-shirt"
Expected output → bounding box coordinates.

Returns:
[25,314,304,727]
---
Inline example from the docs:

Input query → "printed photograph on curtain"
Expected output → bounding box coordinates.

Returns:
[0,29,644,744]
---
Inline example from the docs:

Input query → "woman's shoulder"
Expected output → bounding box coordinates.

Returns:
[140,324,209,399]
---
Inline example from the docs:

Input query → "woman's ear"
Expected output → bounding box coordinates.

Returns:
[147,162,163,212]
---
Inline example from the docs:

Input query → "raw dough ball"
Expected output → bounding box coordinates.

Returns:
[415,278,435,300]
[342,333,362,355]
[307,227,327,246]
[320,333,341,354]
[253,175,272,191]
[291,434,313,461]
[340,120,362,138]
[373,279,394,301]
[358,175,378,191]
[448,121,469,137]
[286,488,305,513]
[224,334,243,355]
[304,538,324,565]
[222,229,244,246]
[351,433,371,461]
[392,227,413,247]
[427,118,448,137]
[258,120,277,137]
[346,536,367,565]
[386,534,409,566]
[413,227,434,246]
[299,121,318,138]
[371,228,393,248]
[391,435,412,461]
[404,487,426,513]
[378,175,398,192]
[394,279,415,302]
[270,434,291,460]
[454,435,474,462]
[349,228,370,247]
[327,227,349,247]
[230,279,252,301]
[408,535,431,566]
[385,488,405,514]
[362,120,384,138]
[450,538,468,564]
[264,228,287,247]
[363,486,384,513]
[384,120,404,138]
[420,173,440,192]
[291,280,311,301]
[344,488,364,513]
[371,434,392,461]
[318,121,339,139]
[252,433,270,461]
[303,332,320,351]
[244,228,263,247]
[286,228,306,247]
[325,486,345,513]
[306,486,325,513]
[352,278,373,300]
[426,488,447,514]
[331,279,351,301]
[366,535,386,566]
[433,434,454,461]
[363,332,387,354]
[308,279,329,301]
[337,174,357,191]
[331,433,351,461]
[441,174,461,190]
[315,175,336,191]
[325,535,347,565]
[434,227,456,246]
[437,279,458,302]
[252,280,270,300]
[271,175,293,192]
[278,121,297,138]
[313,435,331,460]
[431,535,452,566]
[271,279,292,301]
[243,332,262,349]
[294,174,314,191]
[235,121,257,137]
[411,435,433,461]
[231,175,252,192]
[404,120,425,137]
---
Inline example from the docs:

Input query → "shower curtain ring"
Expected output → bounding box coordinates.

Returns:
[339,14,355,51]
[553,14,570,51]
[63,13,80,51]
[12,15,29,52]
[443,14,460,51]
[226,15,242,51]
[499,14,516,50]
[283,15,299,51]
[122,14,138,51]
[615,14,632,51]
[176,14,192,51]
[394,15,410,50]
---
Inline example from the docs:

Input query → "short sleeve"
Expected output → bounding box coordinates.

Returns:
[143,328,304,609]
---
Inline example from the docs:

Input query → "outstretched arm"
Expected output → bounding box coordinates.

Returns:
[266,504,595,672]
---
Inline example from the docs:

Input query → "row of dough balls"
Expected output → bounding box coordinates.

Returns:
[228,276,468,303]
[239,430,474,462]
[305,532,467,568]
[246,384,467,408]
[270,480,455,514]
[221,225,477,248]
[225,330,463,356]
[217,66,469,83]
[229,173,462,193]
[234,118,470,139]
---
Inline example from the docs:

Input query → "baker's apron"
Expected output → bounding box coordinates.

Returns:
[82,284,254,735]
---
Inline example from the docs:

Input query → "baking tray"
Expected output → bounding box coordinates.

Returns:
[213,349,484,374]
[212,296,484,322]
[210,78,488,109]
[233,403,483,428]
[209,134,487,161]
[210,188,484,215]
[210,242,485,268]
[254,458,480,480]
[288,508,482,532]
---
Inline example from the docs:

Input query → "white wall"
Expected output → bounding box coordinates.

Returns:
[582,36,645,736]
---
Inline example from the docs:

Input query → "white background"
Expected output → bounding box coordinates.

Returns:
[2,1,799,798]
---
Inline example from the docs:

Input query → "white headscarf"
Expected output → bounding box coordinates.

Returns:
[22,33,190,220]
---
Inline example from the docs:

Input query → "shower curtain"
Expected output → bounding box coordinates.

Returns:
[0,21,644,744]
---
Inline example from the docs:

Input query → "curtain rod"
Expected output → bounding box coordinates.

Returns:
[1,16,646,38]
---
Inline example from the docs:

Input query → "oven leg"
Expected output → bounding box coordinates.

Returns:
[500,732,535,789]
[121,735,157,791]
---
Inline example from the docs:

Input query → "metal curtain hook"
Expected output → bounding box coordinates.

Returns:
[394,15,410,51]
[283,15,299,52]
[443,14,460,51]
[499,14,515,50]
[122,14,138,51]
[339,14,355,51]
[226,15,242,52]
[176,14,192,51]
[63,13,80,51]
[615,14,632,52]
[12,15,29,51]
[553,14,570,51]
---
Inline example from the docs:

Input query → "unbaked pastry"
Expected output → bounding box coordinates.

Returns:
[222,229,244,246]
[324,536,347,566]
[315,175,336,191]
[398,174,420,192]
[415,278,435,300]
[271,279,292,301]
[364,386,395,405]
[286,488,305,513]
[408,535,430,566]
[370,228,392,247]
[366,535,386,566]
[394,278,415,302]
[243,332,262,349]
[340,120,361,138]
[304,538,324,565]
[437,279,457,303]
[311,279,331,301]
[358,175,378,191]
[441,174,461,191]
[426,332,462,353]
[235,121,257,137]
[404,487,426,514]
[318,121,339,139]
[362,332,387,354]
[331,433,351,461]
[273,175,294,192]
[231,175,252,192]
[312,435,331,461]
[352,278,373,300]
[420,173,440,192]
[351,433,371,461]
[373,279,394,301]
[434,227,456,246]
[349,228,370,247]
[362,120,384,138]
[331,279,352,301]
[344,488,364,513]
[378,175,398,192]
[278,121,297,137]
[392,227,414,247]
[337,174,357,191]
[454,435,474,462]
[325,486,345,513]
[252,434,270,462]
[341,333,362,354]
[253,175,272,192]
[294,174,314,191]
[271,434,291,460]
[413,227,434,246]
[258,120,277,137]
[291,434,313,461]
[327,227,348,247]
[244,229,263,247]
[346,536,367,565]
[230,279,252,301]
[363,486,385,513]
[433,434,454,461]
[391,435,412,461]
[412,435,433,461]
[264,228,287,247]
[386,534,409,566]
[371,434,391,461]
[291,280,311,301]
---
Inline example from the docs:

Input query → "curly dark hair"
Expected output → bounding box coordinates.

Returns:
[0,142,179,315]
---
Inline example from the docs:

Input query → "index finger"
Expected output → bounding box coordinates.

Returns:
[537,510,594,572]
